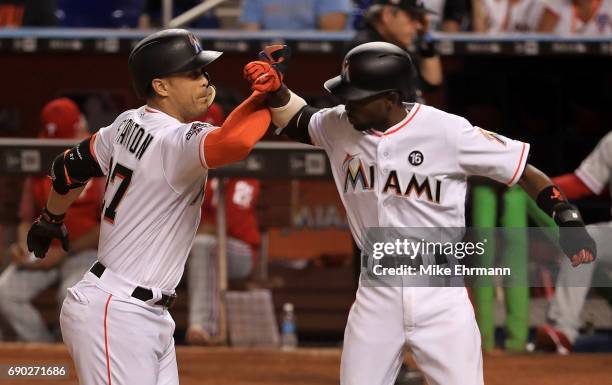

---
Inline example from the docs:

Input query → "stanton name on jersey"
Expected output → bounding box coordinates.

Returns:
[114,118,155,160]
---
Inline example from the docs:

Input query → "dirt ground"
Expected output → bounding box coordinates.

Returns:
[0,343,611,385]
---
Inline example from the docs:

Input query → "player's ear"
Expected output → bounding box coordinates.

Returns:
[151,78,170,97]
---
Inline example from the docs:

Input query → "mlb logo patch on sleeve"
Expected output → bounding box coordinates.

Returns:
[186,122,211,141]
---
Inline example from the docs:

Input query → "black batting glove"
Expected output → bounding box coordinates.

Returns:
[258,44,291,75]
[554,202,597,261]
[27,207,69,259]
[536,186,597,264]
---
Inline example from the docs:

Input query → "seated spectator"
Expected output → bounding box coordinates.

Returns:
[186,105,261,345]
[423,0,471,31]
[0,0,56,26]
[138,0,220,29]
[350,0,443,90]
[472,0,546,33]
[0,98,103,342]
[240,0,352,30]
[538,0,612,34]
[354,0,469,31]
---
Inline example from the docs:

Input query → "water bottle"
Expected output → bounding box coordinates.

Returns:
[280,302,298,351]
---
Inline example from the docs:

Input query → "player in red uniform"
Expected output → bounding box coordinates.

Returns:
[0,98,104,342]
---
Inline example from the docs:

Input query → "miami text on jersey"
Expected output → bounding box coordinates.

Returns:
[342,154,442,204]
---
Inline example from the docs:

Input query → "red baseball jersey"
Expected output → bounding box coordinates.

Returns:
[201,178,261,248]
[23,177,104,241]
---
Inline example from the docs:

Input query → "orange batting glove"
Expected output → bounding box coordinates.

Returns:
[243,60,283,93]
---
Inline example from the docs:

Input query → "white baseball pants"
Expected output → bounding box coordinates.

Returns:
[60,267,178,385]
[341,283,483,385]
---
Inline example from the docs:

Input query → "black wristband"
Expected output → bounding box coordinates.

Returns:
[553,202,584,227]
[535,185,567,217]
[42,206,65,223]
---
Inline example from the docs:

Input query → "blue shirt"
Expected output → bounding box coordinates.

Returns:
[240,0,352,30]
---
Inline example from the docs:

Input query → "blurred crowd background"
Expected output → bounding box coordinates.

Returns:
[0,0,610,34]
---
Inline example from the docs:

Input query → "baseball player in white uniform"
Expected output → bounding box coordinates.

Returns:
[243,42,596,385]
[538,0,612,34]
[536,130,612,353]
[26,29,272,385]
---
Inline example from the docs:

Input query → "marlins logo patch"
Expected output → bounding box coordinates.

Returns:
[477,127,506,146]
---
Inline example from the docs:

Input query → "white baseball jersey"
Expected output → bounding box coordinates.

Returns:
[308,103,530,250]
[576,130,612,198]
[479,0,545,32]
[308,103,516,385]
[91,105,217,290]
[542,0,612,34]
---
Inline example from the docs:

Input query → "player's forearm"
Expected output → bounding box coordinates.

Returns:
[518,164,552,200]
[69,225,100,254]
[204,92,271,168]
[266,85,315,144]
[519,164,588,226]
[46,185,86,216]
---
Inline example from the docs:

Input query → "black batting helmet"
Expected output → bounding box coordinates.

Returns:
[128,29,222,99]
[324,41,416,102]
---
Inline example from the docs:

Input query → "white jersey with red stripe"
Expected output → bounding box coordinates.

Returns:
[308,102,528,385]
[480,0,545,32]
[543,0,612,34]
[91,105,217,291]
[308,102,530,250]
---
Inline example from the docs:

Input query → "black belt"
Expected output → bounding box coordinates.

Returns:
[90,262,176,309]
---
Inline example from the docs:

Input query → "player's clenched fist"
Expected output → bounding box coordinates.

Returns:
[27,207,69,259]
[243,61,283,93]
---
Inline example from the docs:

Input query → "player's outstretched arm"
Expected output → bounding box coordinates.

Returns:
[243,45,319,145]
[518,164,596,267]
[203,91,271,168]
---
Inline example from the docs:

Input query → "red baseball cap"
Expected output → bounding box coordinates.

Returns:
[40,98,82,139]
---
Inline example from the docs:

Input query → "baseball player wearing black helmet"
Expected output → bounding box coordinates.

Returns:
[243,43,596,385]
[27,29,273,385]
